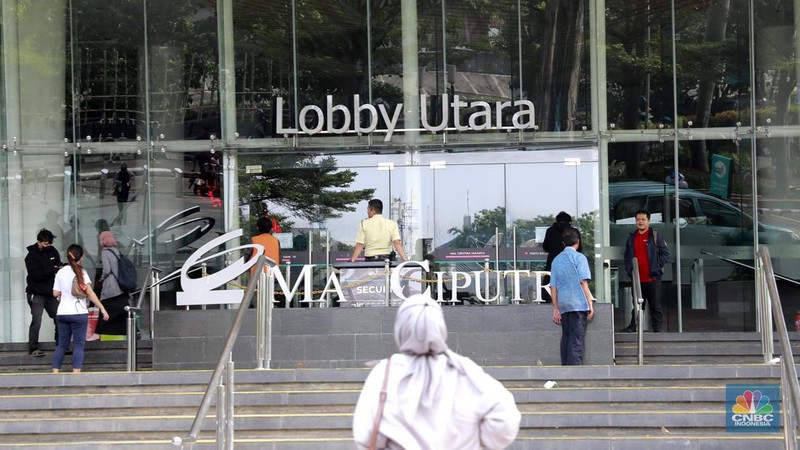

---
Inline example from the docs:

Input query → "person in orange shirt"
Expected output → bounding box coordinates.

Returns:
[250,216,280,275]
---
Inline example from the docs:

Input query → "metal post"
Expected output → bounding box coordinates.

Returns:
[384,258,391,306]
[224,357,234,450]
[216,369,226,449]
[150,269,160,340]
[512,225,517,270]
[126,309,137,371]
[781,364,796,450]
[632,257,644,365]
[266,271,274,369]
[200,263,208,311]
[284,264,292,308]
[325,230,331,308]
[483,258,491,303]
[256,270,267,370]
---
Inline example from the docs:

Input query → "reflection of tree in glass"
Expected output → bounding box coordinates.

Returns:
[237,154,374,233]
[448,207,596,259]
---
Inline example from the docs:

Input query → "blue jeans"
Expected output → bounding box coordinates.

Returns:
[53,314,88,370]
[560,311,588,365]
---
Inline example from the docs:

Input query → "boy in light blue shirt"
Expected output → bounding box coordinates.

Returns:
[549,227,595,365]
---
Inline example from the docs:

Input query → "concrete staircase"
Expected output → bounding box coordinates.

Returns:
[0,340,152,373]
[615,332,800,365]
[0,363,790,449]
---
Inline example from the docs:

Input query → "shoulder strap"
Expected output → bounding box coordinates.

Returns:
[368,356,392,450]
[105,247,121,280]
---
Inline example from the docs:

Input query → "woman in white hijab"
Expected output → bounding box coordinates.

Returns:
[353,294,521,450]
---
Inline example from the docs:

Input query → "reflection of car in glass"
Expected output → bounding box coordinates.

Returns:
[609,181,800,246]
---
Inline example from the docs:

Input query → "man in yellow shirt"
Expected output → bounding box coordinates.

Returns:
[350,199,408,262]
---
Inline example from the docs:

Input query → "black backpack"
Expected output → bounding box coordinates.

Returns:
[108,249,137,293]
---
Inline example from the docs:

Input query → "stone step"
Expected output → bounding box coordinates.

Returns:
[614,332,800,365]
[0,340,152,373]
[0,361,789,448]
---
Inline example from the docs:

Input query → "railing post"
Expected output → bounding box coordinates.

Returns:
[781,364,798,450]
[384,258,391,307]
[224,356,234,450]
[256,269,275,370]
[256,270,267,370]
[126,309,137,371]
[632,257,644,366]
[215,362,226,449]
[151,269,160,340]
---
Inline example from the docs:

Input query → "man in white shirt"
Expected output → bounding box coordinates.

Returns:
[350,199,408,262]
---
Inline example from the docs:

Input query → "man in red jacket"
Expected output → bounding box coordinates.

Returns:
[621,209,670,333]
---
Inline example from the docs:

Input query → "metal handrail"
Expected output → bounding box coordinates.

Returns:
[123,267,155,372]
[631,257,644,365]
[701,249,800,286]
[172,255,268,448]
[756,246,800,448]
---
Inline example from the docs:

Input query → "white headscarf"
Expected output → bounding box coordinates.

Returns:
[392,294,486,423]
[353,294,521,450]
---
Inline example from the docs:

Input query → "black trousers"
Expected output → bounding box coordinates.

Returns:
[364,254,393,262]
[628,279,663,332]
[27,293,59,351]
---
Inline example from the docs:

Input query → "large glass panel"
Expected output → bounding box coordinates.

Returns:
[752,2,800,330]
[0,150,8,341]
[520,0,590,131]
[2,2,70,343]
[607,141,680,329]
[232,0,294,139]
[292,1,370,145]
[70,145,225,312]
[146,1,220,140]
[606,0,676,131]
[750,136,800,328]
[5,148,68,343]
[70,0,145,142]
[675,0,753,129]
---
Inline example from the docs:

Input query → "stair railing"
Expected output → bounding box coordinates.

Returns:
[124,265,207,372]
[124,266,157,371]
[756,246,800,449]
[171,255,271,449]
[631,257,644,365]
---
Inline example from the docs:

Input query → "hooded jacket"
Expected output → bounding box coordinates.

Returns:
[25,243,63,295]
[543,221,582,271]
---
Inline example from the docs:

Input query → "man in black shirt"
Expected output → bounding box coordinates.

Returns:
[24,229,63,357]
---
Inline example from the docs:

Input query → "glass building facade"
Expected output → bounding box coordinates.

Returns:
[2,0,800,343]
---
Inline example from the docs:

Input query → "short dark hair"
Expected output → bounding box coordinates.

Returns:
[36,229,55,244]
[562,227,580,246]
[555,211,572,223]
[634,209,651,220]
[256,216,273,234]
[368,199,383,214]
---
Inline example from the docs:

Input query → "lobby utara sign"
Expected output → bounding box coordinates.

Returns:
[275,94,536,141]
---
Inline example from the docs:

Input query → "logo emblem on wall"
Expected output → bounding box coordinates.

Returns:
[726,384,780,432]
[176,229,265,306]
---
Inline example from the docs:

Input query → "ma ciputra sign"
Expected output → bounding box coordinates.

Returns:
[275,94,536,142]
[176,230,550,306]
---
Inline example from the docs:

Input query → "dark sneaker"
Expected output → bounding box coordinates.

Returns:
[620,325,637,333]
[29,349,45,357]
